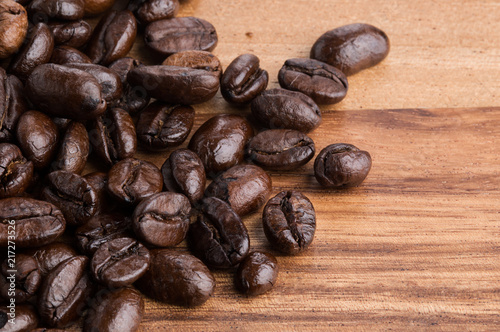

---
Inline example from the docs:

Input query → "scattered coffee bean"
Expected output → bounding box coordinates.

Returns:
[0,304,38,331]
[0,0,28,59]
[235,251,278,296]
[129,0,179,25]
[0,143,33,198]
[48,20,92,49]
[84,0,115,17]
[50,45,92,65]
[84,172,115,215]
[31,242,77,276]
[28,0,85,21]
[0,71,28,143]
[162,50,223,79]
[51,121,89,174]
[0,254,41,303]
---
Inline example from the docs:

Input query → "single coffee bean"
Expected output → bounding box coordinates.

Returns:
[245,129,315,171]
[41,170,98,226]
[51,121,89,174]
[129,0,179,25]
[136,249,215,307]
[205,165,272,217]
[16,110,59,169]
[107,158,163,205]
[0,0,28,59]
[0,304,38,331]
[278,58,348,104]
[50,45,92,65]
[28,0,85,21]
[314,143,372,188]
[0,197,66,248]
[26,63,107,120]
[162,50,223,79]
[188,114,254,178]
[132,192,191,247]
[84,172,115,215]
[189,197,250,268]
[0,71,28,143]
[84,287,144,332]
[0,143,34,198]
[84,0,115,16]
[235,251,278,296]
[31,242,77,276]
[0,254,41,303]
[161,148,206,205]
[144,17,217,56]
[127,65,219,105]
[262,191,316,255]
[136,102,195,150]
[86,10,138,66]
[310,23,390,76]
[221,54,268,104]
[251,88,321,133]
[49,20,92,49]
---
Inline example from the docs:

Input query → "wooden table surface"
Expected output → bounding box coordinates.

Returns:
[91,0,500,330]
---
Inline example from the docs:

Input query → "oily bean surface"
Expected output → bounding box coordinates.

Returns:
[49,20,92,49]
[162,50,223,78]
[0,143,33,198]
[0,72,28,143]
[84,0,115,17]
[28,0,85,21]
[129,0,179,25]
[0,254,41,303]
[50,46,91,65]
[0,0,28,59]
[84,172,115,215]
[31,242,77,276]
[235,251,278,296]
[0,304,38,331]
[51,121,89,174]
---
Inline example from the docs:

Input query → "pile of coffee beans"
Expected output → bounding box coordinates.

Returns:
[0,0,389,330]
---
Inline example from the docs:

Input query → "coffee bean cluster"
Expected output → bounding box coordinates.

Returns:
[0,0,388,330]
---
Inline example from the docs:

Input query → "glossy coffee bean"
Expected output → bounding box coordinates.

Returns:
[31,242,77,276]
[0,71,28,143]
[205,165,272,217]
[0,304,38,332]
[162,50,222,79]
[50,45,92,64]
[278,58,348,104]
[137,249,215,307]
[0,143,33,198]
[0,0,28,59]
[132,192,191,247]
[0,254,41,303]
[51,121,89,174]
[28,0,85,21]
[235,251,278,296]
[221,54,268,104]
[49,20,92,49]
[245,129,315,171]
[189,197,250,268]
[84,0,115,16]
[310,23,390,76]
[314,143,372,188]
[144,17,217,56]
[161,148,206,204]
[262,191,316,255]
[136,102,195,150]
[251,88,321,133]
[129,0,179,25]
[188,114,253,178]
[84,172,115,215]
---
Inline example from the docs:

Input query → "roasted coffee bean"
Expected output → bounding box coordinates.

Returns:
[0,143,33,198]
[9,23,54,82]
[51,117,72,132]
[0,71,28,143]
[314,143,372,188]
[221,54,268,104]
[38,256,94,327]
[262,191,316,255]
[84,287,144,332]
[137,249,215,307]
[235,251,278,296]
[41,170,97,226]
[189,197,250,268]
[310,23,390,76]
[16,110,59,169]
[84,0,115,16]
[87,10,138,66]
[136,102,195,150]
[278,58,348,104]
[0,197,66,248]
[127,65,219,105]
[205,165,272,217]
[84,172,115,215]
[50,45,91,65]
[162,50,222,79]
[31,242,77,276]
[91,237,150,288]
[0,254,41,303]
[161,149,206,204]
[144,17,217,56]
[188,114,253,178]
[88,108,137,166]
[129,0,179,25]
[132,192,191,247]
[0,0,28,59]
[51,121,89,174]
[0,304,38,331]
[49,20,92,49]
[28,0,85,21]
[245,129,315,171]
[26,63,107,120]
[107,158,163,205]
[251,88,321,133]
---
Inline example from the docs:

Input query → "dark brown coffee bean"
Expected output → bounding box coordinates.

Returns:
[161,148,206,204]
[251,88,321,133]
[278,58,348,104]
[51,117,72,133]
[107,158,163,205]
[162,50,222,79]
[51,121,89,174]
[28,0,85,21]
[314,143,372,188]
[41,170,98,226]
[26,63,107,120]
[86,10,138,66]
[144,17,217,56]
[310,23,390,76]
[0,72,28,143]
[137,249,215,307]
[0,0,28,59]
[127,65,219,105]
[221,54,268,104]
[188,197,250,268]
[0,143,33,198]
[50,45,91,65]
[49,20,92,49]
[0,304,38,331]
[0,254,41,303]
[83,172,115,215]
[262,191,316,255]
[132,192,191,247]
[235,251,278,296]
[31,242,77,276]
[188,114,254,178]
[129,0,179,25]
[136,102,195,150]
[205,165,272,217]
[245,129,315,171]
[16,110,59,169]
[84,0,115,16]
[0,197,66,248]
